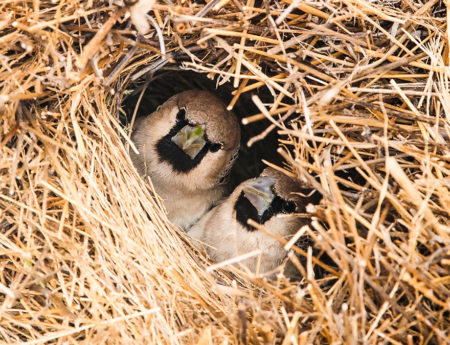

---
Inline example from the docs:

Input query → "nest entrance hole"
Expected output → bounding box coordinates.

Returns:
[122,69,284,188]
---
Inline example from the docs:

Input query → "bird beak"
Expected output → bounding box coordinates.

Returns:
[242,177,276,216]
[171,124,207,159]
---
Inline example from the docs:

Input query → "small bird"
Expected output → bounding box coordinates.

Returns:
[188,167,320,275]
[130,90,241,230]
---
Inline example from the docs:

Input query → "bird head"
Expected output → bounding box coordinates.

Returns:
[233,168,319,234]
[131,90,240,190]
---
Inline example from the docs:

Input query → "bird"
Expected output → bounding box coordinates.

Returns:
[188,167,321,275]
[130,90,241,230]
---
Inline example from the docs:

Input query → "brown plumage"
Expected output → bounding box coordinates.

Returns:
[188,167,320,275]
[130,90,240,230]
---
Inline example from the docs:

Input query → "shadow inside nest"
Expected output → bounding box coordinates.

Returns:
[121,68,285,190]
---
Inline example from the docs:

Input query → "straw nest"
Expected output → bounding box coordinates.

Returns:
[1,0,449,344]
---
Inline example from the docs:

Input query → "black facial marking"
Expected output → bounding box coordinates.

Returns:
[234,192,297,231]
[176,108,186,121]
[156,108,219,173]
[282,200,296,213]
[209,142,222,152]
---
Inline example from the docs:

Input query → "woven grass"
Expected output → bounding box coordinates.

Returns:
[1,0,449,344]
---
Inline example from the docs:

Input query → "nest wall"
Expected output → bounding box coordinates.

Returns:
[1,1,449,344]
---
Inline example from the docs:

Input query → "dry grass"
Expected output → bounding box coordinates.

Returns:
[1,0,449,344]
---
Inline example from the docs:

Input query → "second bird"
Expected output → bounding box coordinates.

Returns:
[188,167,320,274]
[131,90,241,230]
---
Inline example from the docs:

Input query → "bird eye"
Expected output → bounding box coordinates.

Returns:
[282,201,296,213]
[176,108,186,121]
[209,143,223,152]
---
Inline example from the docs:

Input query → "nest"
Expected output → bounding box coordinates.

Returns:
[1,0,449,344]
